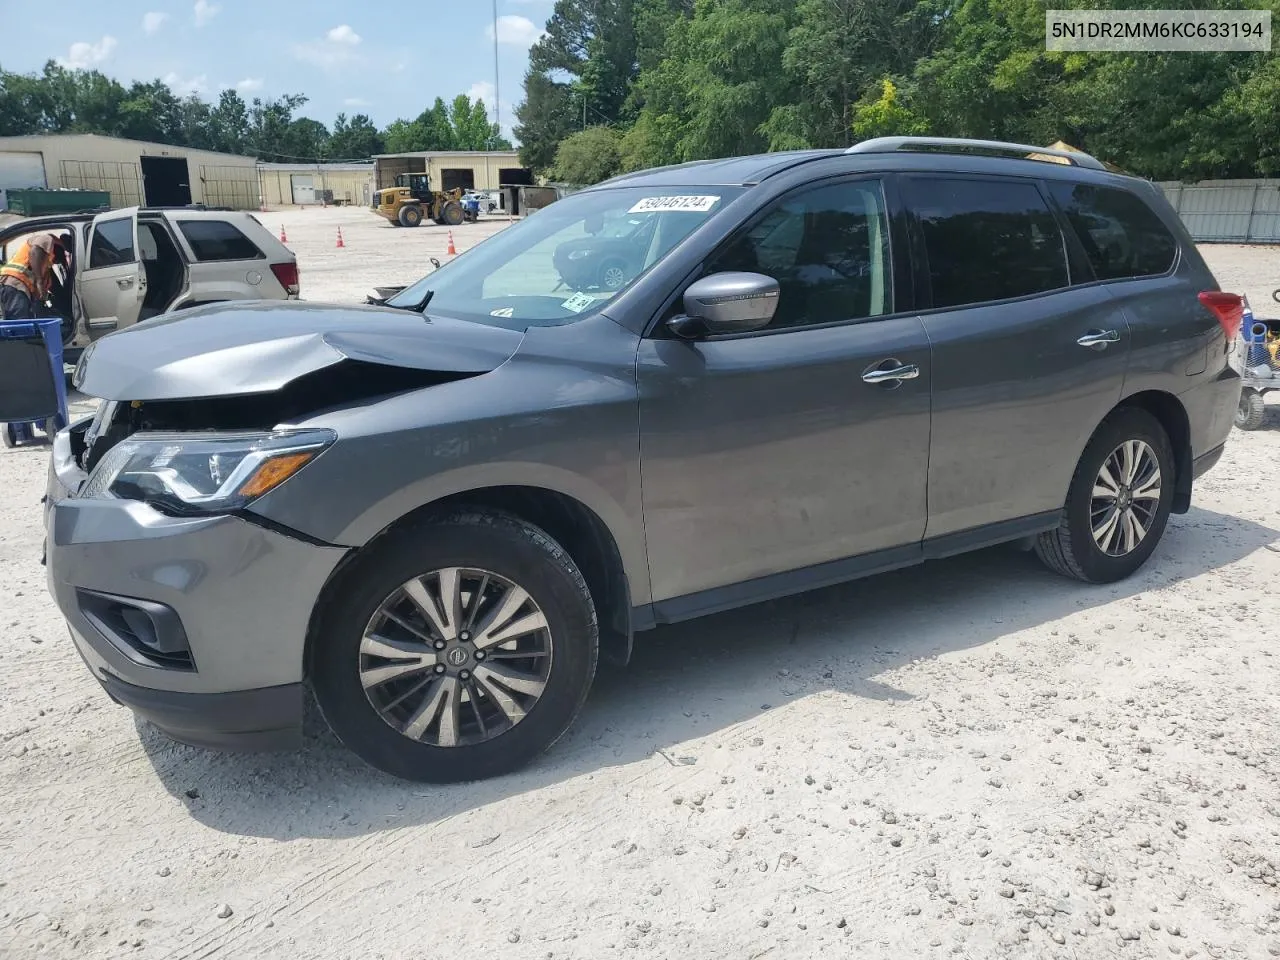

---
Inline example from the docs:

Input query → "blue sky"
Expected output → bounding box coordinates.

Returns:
[11,0,556,139]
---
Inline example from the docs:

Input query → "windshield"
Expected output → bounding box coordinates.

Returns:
[386,186,743,328]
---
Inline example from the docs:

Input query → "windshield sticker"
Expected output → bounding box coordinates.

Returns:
[489,306,515,318]
[561,292,597,313]
[627,195,721,214]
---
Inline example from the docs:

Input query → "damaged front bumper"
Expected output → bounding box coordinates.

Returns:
[44,425,348,751]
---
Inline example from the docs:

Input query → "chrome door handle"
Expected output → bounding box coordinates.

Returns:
[1077,329,1120,349]
[861,360,920,384]
[116,277,134,289]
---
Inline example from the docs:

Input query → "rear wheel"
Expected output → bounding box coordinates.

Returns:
[398,204,423,228]
[1036,408,1175,583]
[1235,388,1266,431]
[441,202,464,227]
[311,511,599,782]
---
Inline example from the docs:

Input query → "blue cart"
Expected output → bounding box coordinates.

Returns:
[0,317,70,448]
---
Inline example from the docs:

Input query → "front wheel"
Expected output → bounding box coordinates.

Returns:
[1235,388,1266,431]
[1036,408,1175,583]
[398,204,423,228]
[441,202,464,227]
[311,511,598,782]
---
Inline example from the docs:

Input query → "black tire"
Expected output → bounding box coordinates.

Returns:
[311,511,598,782]
[398,204,423,228]
[1035,407,1175,584]
[1,423,16,449]
[441,202,464,227]
[1235,388,1266,431]
[1272,288,1280,304]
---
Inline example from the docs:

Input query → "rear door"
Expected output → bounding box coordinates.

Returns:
[78,211,143,339]
[902,175,1131,544]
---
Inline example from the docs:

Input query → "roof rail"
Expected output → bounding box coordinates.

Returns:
[846,136,1106,171]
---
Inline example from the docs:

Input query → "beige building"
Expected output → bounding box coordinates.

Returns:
[0,134,259,209]
[372,150,532,195]
[258,162,375,207]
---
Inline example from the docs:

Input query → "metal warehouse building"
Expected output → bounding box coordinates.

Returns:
[0,134,259,210]
[258,162,375,207]
[372,150,532,194]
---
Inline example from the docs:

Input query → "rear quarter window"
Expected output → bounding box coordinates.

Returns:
[177,220,264,262]
[1047,182,1178,281]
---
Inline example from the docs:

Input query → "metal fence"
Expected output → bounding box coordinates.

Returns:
[1156,178,1280,243]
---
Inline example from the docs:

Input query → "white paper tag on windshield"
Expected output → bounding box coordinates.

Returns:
[489,306,515,318]
[627,195,720,214]
[561,292,596,313]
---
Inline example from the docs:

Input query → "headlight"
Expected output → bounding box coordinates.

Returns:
[566,249,591,261]
[80,429,335,513]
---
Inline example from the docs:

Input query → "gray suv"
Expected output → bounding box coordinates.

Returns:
[44,138,1243,783]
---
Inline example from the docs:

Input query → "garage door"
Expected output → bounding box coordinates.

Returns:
[291,174,315,205]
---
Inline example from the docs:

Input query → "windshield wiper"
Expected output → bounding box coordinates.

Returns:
[413,290,434,314]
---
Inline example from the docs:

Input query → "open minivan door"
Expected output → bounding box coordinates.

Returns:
[78,209,144,340]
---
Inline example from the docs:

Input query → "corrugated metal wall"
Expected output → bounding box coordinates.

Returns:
[1157,179,1280,243]
[197,164,258,209]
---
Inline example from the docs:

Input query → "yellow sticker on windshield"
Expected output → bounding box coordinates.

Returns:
[627,195,720,214]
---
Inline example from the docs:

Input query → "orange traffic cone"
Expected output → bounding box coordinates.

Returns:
[335,226,345,249]
[446,231,457,256]
[279,225,288,243]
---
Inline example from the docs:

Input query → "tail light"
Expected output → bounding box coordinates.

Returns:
[270,261,300,297]
[1198,291,1244,339]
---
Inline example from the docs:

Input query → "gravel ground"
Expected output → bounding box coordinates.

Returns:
[2,209,1279,959]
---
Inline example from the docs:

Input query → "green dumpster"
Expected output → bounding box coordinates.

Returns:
[5,189,111,217]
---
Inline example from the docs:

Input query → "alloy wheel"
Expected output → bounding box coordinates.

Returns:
[359,567,553,748]
[602,265,626,290]
[1089,439,1162,557]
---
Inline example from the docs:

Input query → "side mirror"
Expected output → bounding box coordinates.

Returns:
[668,272,779,338]
[584,214,604,235]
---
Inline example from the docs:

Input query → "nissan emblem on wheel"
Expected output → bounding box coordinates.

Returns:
[43,138,1242,783]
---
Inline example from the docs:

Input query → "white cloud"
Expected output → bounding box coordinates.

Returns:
[293,25,365,70]
[59,36,117,70]
[343,97,370,107]
[487,14,545,47]
[236,78,263,93]
[163,72,208,96]
[326,24,361,45]
[142,12,168,35]
[194,0,220,27]
[467,81,497,107]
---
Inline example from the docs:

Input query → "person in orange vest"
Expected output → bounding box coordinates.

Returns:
[0,232,68,320]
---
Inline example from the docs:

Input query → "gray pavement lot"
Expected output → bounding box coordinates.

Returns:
[4,206,1279,960]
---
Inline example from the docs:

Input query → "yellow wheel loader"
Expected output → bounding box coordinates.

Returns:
[371,174,469,228]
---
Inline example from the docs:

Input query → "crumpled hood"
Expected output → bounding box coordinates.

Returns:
[72,300,525,401]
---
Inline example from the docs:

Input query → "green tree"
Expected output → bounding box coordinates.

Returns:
[551,125,623,183]
[329,112,383,159]
[515,71,580,172]
[850,78,928,140]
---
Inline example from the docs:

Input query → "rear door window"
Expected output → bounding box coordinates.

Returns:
[907,178,1069,309]
[177,220,263,261]
[89,218,136,268]
[1046,182,1178,280]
